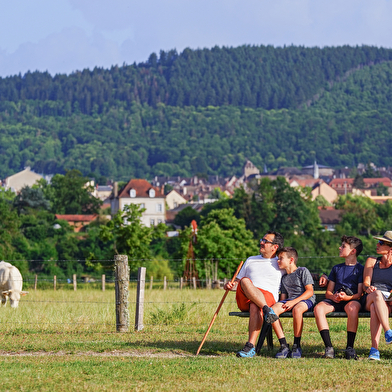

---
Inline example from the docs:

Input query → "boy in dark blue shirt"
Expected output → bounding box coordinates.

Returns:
[314,235,364,360]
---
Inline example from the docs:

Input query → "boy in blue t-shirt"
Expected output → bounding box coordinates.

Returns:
[314,235,364,360]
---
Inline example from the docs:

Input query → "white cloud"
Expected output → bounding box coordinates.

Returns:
[0,27,122,76]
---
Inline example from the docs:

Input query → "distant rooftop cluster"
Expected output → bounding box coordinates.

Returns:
[2,160,392,232]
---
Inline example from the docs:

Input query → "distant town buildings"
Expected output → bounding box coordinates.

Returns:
[3,160,392,231]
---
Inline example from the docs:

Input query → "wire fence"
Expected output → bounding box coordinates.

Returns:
[0,255,374,331]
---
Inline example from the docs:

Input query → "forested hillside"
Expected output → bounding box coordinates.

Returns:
[2,45,392,113]
[1,45,392,179]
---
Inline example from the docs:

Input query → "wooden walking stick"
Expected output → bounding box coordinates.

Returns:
[196,260,244,355]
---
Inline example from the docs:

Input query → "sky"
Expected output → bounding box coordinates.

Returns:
[1,0,392,77]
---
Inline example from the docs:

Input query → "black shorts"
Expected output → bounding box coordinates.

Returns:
[322,299,362,312]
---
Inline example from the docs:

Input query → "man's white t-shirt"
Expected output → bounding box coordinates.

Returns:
[236,255,284,302]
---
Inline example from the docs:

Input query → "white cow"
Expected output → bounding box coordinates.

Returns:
[0,261,28,308]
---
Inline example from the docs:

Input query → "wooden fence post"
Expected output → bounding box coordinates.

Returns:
[163,276,167,290]
[180,277,183,289]
[54,276,56,291]
[73,274,77,291]
[114,255,129,332]
[193,277,196,289]
[150,276,153,290]
[102,274,105,291]
[34,274,37,291]
[135,266,146,331]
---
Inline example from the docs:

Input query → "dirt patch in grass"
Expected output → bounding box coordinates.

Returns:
[0,349,204,358]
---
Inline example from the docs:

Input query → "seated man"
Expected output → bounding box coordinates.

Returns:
[224,231,284,358]
[270,247,315,359]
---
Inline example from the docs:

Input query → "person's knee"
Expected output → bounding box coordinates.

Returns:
[292,305,305,318]
[313,303,323,316]
[345,303,360,316]
[240,277,252,289]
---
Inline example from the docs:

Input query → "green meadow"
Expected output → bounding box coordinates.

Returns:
[1,288,391,391]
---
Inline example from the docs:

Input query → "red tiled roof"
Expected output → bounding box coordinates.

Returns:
[55,214,98,222]
[118,179,164,198]
[330,177,392,187]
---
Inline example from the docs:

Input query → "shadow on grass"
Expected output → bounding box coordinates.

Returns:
[119,338,392,360]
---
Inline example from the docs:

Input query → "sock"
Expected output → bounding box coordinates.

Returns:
[262,305,270,315]
[294,336,301,348]
[278,337,288,347]
[346,331,356,349]
[320,329,332,348]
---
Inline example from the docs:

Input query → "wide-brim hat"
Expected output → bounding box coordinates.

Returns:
[373,231,392,244]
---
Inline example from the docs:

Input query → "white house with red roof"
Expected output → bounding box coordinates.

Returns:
[111,179,166,227]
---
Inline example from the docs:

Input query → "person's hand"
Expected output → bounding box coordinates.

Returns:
[224,281,236,291]
[319,274,328,287]
[332,291,344,303]
[365,285,377,294]
[282,300,295,311]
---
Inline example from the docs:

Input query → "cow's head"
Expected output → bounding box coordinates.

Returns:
[2,290,28,308]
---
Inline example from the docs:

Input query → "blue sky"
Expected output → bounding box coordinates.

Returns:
[1,0,392,77]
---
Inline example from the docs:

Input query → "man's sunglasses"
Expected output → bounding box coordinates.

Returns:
[378,240,392,247]
[260,238,275,245]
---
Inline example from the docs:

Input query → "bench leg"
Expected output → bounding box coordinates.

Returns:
[256,321,273,354]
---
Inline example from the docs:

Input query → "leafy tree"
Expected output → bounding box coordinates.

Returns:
[146,256,174,280]
[14,186,50,214]
[195,208,258,279]
[0,188,16,202]
[363,163,380,178]
[0,198,28,272]
[173,206,201,229]
[377,183,389,196]
[164,184,174,194]
[99,204,165,271]
[314,195,332,208]
[353,175,365,189]
[209,187,228,200]
[335,194,381,236]
[46,170,102,214]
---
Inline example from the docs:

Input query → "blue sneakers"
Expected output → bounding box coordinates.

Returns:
[368,347,380,361]
[236,342,256,358]
[385,329,392,344]
[275,344,291,359]
[289,344,302,359]
[265,307,279,324]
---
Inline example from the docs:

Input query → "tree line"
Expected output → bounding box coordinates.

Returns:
[1,45,392,114]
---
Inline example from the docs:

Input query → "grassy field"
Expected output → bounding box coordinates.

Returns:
[1,288,392,391]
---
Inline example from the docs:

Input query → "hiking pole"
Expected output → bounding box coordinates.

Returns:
[196,260,244,355]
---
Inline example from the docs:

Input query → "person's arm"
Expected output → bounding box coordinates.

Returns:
[282,284,313,311]
[325,280,337,301]
[363,257,377,294]
[279,293,288,301]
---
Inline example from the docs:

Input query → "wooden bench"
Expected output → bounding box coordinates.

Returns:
[229,286,370,354]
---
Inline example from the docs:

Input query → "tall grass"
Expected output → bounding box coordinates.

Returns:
[1,288,392,390]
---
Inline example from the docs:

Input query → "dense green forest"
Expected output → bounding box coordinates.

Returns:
[2,45,392,112]
[1,45,392,180]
